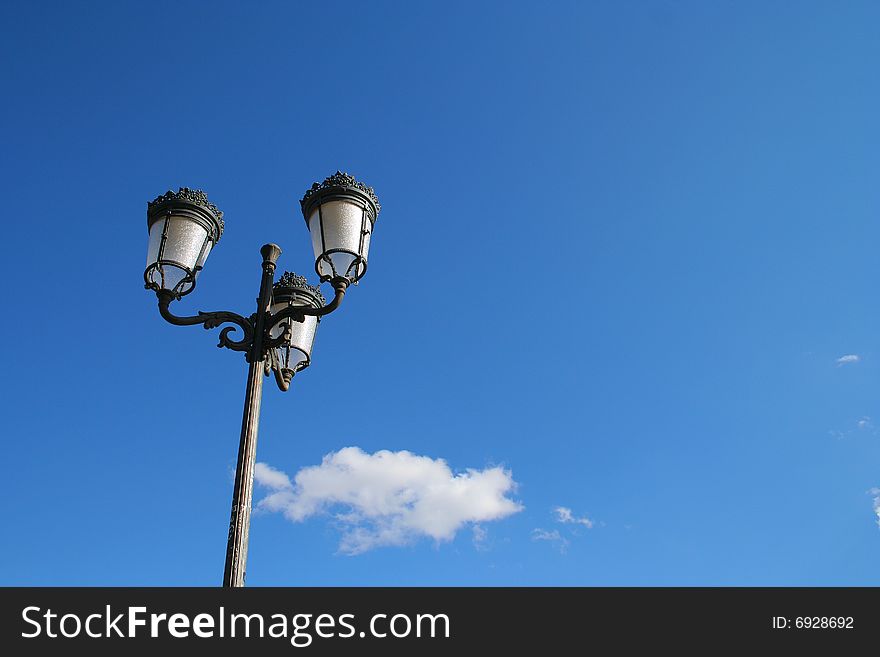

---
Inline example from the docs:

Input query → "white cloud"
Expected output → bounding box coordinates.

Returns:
[835,354,860,366]
[829,416,876,440]
[254,462,293,490]
[870,488,880,529]
[255,447,522,555]
[554,506,594,528]
[531,528,569,553]
[472,524,489,551]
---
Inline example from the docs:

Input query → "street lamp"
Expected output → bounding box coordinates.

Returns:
[143,172,380,587]
[301,171,379,284]
[268,272,325,390]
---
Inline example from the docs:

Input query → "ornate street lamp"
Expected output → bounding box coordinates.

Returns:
[268,272,325,390]
[301,171,380,284]
[145,188,224,298]
[143,172,380,587]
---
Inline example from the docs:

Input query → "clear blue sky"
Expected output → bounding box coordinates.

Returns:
[1,0,878,586]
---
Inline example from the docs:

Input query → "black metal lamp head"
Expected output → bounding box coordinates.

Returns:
[269,271,326,380]
[300,171,380,286]
[145,188,224,299]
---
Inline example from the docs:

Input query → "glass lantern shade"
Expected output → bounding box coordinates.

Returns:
[269,273,326,376]
[300,172,380,284]
[144,188,224,297]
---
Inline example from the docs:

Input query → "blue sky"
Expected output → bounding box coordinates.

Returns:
[1,0,879,586]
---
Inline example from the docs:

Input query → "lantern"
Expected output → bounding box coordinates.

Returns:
[269,271,325,377]
[299,171,379,285]
[145,187,224,298]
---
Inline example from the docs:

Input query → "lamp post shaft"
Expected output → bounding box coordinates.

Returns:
[222,244,282,587]
[222,356,263,587]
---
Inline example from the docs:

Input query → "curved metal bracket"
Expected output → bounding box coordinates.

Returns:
[157,290,255,352]
[263,280,348,350]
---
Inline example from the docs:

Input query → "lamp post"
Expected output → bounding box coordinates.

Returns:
[143,172,380,587]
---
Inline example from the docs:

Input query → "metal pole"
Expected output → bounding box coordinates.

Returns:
[222,243,281,587]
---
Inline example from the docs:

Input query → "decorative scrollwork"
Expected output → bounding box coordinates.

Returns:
[264,316,300,350]
[156,292,254,353]
[154,275,346,360]
[273,271,327,305]
[148,187,225,237]
[299,171,380,216]
[198,311,254,352]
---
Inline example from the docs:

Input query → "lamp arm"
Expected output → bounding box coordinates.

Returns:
[263,280,347,349]
[156,290,254,353]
